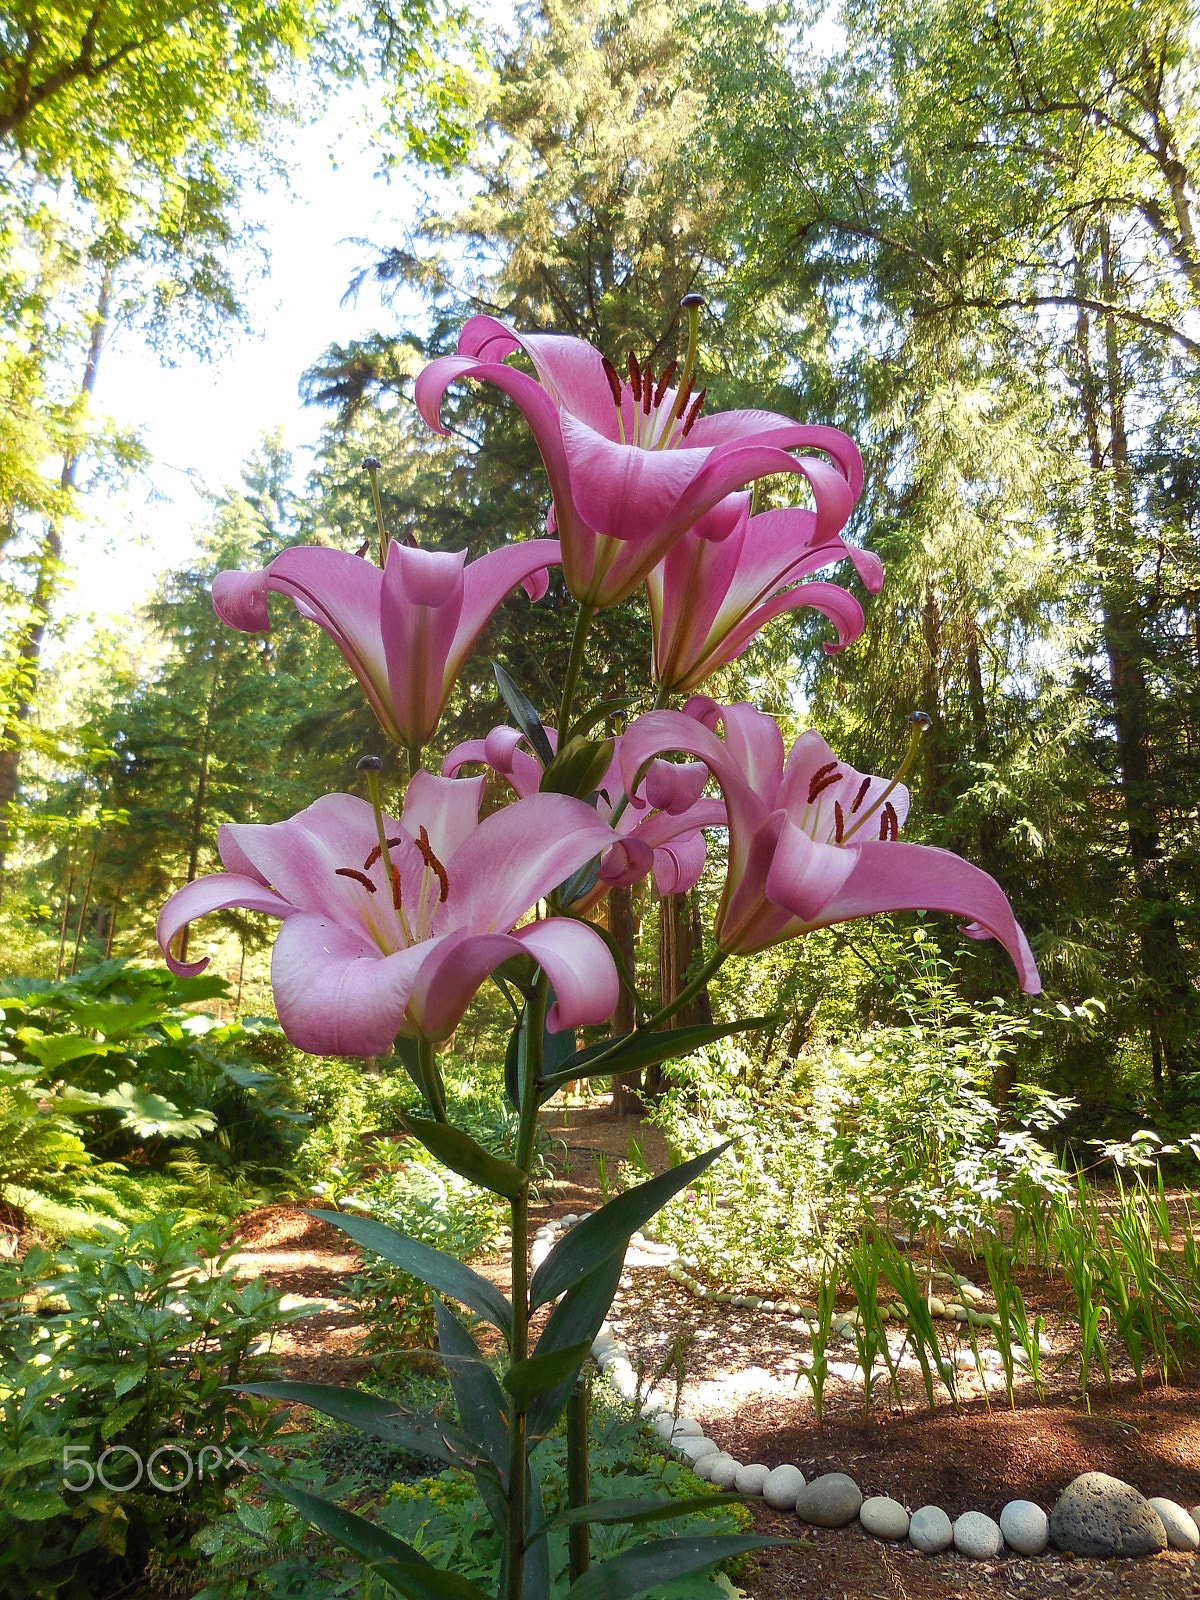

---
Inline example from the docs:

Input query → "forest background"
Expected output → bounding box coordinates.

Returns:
[3,0,1199,1131]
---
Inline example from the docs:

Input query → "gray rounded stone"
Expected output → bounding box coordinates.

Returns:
[1000,1500,1049,1555]
[1050,1472,1168,1557]
[1146,1498,1200,1553]
[734,1463,770,1496]
[653,1413,678,1441]
[709,1456,742,1491]
[908,1505,953,1554]
[670,1418,704,1438]
[677,1436,720,1465]
[1191,1507,1200,1537]
[762,1464,806,1510]
[953,1510,1003,1559]
[795,1472,863,1528]
[860,1496,910,1540]
[693,1452,735,1483]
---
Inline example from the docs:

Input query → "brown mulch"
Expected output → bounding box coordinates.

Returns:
[216,1098,1200,1599]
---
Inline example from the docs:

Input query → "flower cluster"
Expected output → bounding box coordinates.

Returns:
[159,306,1039,1060]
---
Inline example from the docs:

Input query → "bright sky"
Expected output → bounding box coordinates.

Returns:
[66,88,433,635]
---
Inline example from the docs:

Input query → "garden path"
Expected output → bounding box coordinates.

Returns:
[225,1098,1200,1600]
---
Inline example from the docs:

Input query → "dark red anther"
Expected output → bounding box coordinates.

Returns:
[681,387,706,436]
[642,365,654,414]
[849,776,871,814]
[652,359,678,408]
[354,539,370,559]
[363,836,403,871]
[627,352,643,403]
[834,800,845,844]
[807,760,841,804]
[416,825,450,902]
[335,867,377,893]
[879,801,899,841]
[390,864,403,910]
[602,355,623,409]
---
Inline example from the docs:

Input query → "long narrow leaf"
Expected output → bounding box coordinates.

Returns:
[565,1535,799,1600]
[434,1296,511,1474]
[493,661,555,767]
[236,1383,472,1465]
[529,1494,757,1546]
[271,1479,493,1600]
[528,1253,625,1436]
[503,1340,593,1411]
[541,1021,776,1095]
[530,1144,731,1310]
[401,1115,526,1200]
[309,1210,513,1337]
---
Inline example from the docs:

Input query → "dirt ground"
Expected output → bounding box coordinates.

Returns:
[224,1099,1200,1600]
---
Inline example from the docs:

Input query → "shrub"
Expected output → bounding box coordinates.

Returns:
[0,1213,302,1598]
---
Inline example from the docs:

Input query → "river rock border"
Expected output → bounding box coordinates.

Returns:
[531,1212,1200,1562]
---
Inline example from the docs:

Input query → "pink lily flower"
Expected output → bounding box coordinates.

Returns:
[618,698,1041,991]
[156,772,620,1054]
[647,492,885,694]
[415,314,864,606]
[442,727,726,905]
[211,538,560,751]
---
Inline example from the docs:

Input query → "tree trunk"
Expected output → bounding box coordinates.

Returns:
[1078,225,1194,1080]
[0,269,112,891]
[649,889,711,1095]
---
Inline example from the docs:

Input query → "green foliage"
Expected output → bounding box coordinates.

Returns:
[0,1212,302,1598]
[0,959,307,1217]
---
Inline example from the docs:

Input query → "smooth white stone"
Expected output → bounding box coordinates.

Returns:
[734,1463,770,1496]
[608,1368,638,1399]
[953,1349,980,1370]
[591,1334,618,1358]
[653,1414,678,1441]
[999,1500,1049,1556]
[670,1417,703,1438]
[630,1231,645,1245]
[953,1511,1003,1559]
[1147,1498,1200,1552]
[709,1457,741,1491]
[860,1497,910,1540]
[677,1436,720,1464]
[693,1453,730,1482]
[908,1505,953,1554]
[762,1464,806,1510]
[561,1214,579,1224]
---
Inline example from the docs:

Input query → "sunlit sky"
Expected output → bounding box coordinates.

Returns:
[65,87,435,638]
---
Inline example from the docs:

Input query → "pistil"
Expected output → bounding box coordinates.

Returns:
[357,754,415,944]
[841,712,932,843]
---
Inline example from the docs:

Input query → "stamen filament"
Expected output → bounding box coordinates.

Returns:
[358,755,415,943]
[654,295,704,449]
[841,713,932,843]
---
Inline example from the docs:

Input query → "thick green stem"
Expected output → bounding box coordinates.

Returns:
[416,1036,447,1122]
[567,1374,590,1581]
[405,744,424,779]
[556,602,596,744]
[506,973,549,1600]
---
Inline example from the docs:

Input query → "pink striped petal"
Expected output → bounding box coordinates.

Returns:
[402,770,485,863]
[270,914,429,1054]
[448,539,562,684]
[684,416,865,500]
[514,917,620,1031]
[651,831,708,895]
[157,873,298,977]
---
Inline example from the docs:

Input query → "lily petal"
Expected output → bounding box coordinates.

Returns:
[402,770,486,863]
[514,917,621,1031]
[157,873,298,978]
[270,914,430,1054]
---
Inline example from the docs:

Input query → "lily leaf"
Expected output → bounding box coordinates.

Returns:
[493,661,555,767]
[528,1252,625,1436]
[235,1383,474,1464]
[400,1115,525,1200]
[563,1535,800,1600]
[272,1479,492,1600]
[542,1020,777,1095]
[434,1297,510,1475]
[506,995,578,1112]
[529,1144,731,1310]
[529,1493,758,1544]
[308,1212,512,1336]
[503,1340,593,1412]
